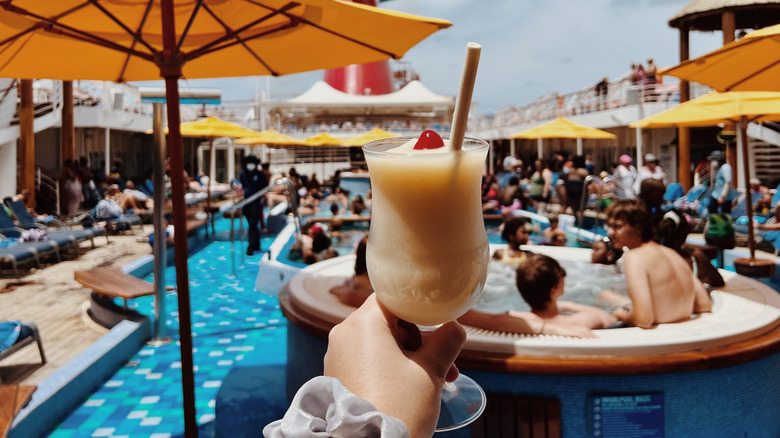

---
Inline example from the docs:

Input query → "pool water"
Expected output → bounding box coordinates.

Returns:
[45,237,288,438]
[474,258,628,313]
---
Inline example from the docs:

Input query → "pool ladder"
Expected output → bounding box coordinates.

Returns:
[222,177,303,277]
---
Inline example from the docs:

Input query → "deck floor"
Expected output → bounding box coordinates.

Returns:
[0,225,155,386]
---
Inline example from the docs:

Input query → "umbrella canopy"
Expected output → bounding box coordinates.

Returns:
[0,0,451,81]
[178,116,261,138]
[343,126,399,146]
[629,91,780,128]
[658,23,780,92]
[0,2,451,436]
[510,116,617,140]
[234,129,301,145]
[629,91,779,275]
[303,131,345,146]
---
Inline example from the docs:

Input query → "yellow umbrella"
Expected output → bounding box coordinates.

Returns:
[303,131,345,146]
[629,91,780,277]
[0,2,451,434]
[510,116,616,157]
[629,91,780,129]
[234,129,301,145]
[659,23,780,92]
[343,127,399,146]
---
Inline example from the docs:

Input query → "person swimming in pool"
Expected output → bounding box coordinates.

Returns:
[459,253,613,336]
[599,199,712,329]
[492,216,534,263]
[329,235,373,307]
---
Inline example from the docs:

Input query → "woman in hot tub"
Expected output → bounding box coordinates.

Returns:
[601,199,712,329]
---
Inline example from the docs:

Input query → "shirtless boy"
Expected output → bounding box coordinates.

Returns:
[602,199,711,329]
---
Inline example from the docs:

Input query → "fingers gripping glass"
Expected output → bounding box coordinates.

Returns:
[363,136,490,431]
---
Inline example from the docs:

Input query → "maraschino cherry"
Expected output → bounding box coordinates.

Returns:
[413,130,445,150]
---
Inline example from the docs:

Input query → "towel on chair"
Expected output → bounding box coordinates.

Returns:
[0,320,21,351]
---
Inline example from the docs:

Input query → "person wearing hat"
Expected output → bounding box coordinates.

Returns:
[707,150,737,214]
[633,152,666,195]
[240,155,269,255]
[499,155,523,189]
[612,154,637,199]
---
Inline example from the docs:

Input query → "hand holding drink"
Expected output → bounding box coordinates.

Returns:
[363,43,488,430]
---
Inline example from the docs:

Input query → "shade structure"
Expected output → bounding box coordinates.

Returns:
[343,126,399,146]
[0,2,451,436]
[510,116,616,157]
[658,23,780,92]
[629,91,780,276]
[234,129,301,145]
[303,131,346,146]
[629,91,780,128]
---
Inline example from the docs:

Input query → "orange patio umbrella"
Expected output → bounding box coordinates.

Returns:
[510,116,616,158]
[0,2,451,435]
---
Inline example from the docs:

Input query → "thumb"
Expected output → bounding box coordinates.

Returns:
[414,321,466,379]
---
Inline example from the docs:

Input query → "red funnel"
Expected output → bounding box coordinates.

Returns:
[323,0,395,95]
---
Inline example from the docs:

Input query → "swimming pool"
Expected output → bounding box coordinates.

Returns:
[32,224,290,438]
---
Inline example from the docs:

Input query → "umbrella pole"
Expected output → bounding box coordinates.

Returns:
[739,119,756,259]
[161,1,198,436]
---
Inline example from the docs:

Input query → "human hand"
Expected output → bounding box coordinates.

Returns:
[324,295,466,438]
[544,322,597,339]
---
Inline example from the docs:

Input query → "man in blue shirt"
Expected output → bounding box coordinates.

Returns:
[707,150,737,214]
[239,155,269,255]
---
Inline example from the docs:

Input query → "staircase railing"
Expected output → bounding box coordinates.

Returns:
[222,177,302,277]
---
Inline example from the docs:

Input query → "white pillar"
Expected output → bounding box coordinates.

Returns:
[227,142,236,184]
[576,137,583,156]
[105,127,110,176]
[510,138,516,157]
[0,141,16,198]
[209,139,216,183]
[635,127,643,169]
[537,137,543,159]
[197,145,204,174]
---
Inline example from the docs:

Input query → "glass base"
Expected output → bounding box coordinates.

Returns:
[435,373,487,432]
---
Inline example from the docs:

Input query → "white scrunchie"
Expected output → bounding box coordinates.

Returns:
[263,376,410,438]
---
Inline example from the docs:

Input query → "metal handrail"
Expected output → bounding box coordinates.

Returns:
[224,177,302,277]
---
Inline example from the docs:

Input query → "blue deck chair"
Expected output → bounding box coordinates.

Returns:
[0,237,42,276]
[7,199,106,248]
[90,202,143,234]
[6,200,67,229]
[0,320,46,375]
[663,183,684,203]
[0,208,77,258]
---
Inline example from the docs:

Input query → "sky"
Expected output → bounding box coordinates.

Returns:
[134,0,726,115]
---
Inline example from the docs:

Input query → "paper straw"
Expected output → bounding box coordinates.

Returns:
[449,42,482,151]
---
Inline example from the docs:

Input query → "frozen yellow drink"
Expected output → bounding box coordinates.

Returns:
[363,133,489,326]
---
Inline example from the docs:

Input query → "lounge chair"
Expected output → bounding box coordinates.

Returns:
[0,238,42,276]
[7,200,108,246]
[0,321,46,375]
[5,200,66,229]
[90,204,143,234]
[0,209,76,259]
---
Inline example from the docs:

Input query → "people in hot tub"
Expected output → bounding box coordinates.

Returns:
[492,216,534,263]
[330,236,373,307]
[460,253,613,337]
[602,199,712,329]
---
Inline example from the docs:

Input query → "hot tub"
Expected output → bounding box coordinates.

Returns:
[280,245,780,437]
